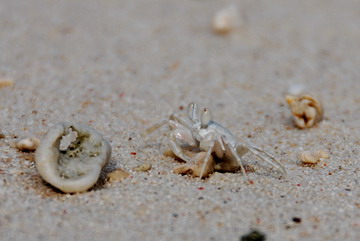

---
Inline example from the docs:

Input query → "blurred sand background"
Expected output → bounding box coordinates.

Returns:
[0,0,359,240]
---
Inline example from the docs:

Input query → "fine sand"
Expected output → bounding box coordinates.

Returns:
[0,0,359,240]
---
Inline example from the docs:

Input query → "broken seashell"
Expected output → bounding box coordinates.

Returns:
[35,122,111,193]
[15,137,40,152]
[286,94,324,128]
[173,152,215,178]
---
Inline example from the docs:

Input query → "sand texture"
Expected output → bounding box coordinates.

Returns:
[0,0,359,240]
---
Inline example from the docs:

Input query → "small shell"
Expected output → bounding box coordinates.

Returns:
[15,137,40,152]
[173,152,215,178]
[106,168,129,183]
[286,94,324,128]
[300,150,329,164]
[133,163,152,172]
[35,122,111,193]
[300,151,318,164]
[0,78,13,89]
[212,5,241,34]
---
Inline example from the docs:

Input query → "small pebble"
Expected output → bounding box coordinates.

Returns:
[240,229,266,241]
[132,163,152,172]
[107,168,130,182]
[0,78,13,89]
[212,5,241,34]
[292,217,302,223]
[300,150,329,164]
[15,137,40,152]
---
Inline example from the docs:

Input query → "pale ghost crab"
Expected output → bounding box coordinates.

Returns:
[144,103,286,181]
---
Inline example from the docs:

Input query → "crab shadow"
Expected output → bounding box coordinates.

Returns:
[248,161,287,179]
[91,160,118,191]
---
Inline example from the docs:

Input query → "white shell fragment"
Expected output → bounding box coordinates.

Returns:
[300,150,329,164]
[133,163,152,172]
[106,168,129,183]
[212,5,241,34]
[286,94,324,128]
[0,78,13,89]
[15,137,40,152]
[173,151,215,178]
[35,122,111,193]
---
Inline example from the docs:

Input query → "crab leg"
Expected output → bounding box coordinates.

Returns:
[222,138,249,182]
[141,120,168,136]
[199,140,215,179]
[187,102,199,122]
[170,113,195,130]
[169,139,191,163]
[247,145,286,175]
[142,111,195,137]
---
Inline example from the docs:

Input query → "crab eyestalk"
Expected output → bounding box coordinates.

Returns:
[187,102,199,122]
[201,108,212,128]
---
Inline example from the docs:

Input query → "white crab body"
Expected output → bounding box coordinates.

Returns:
[145,102,286,180]
[199,121,237,147]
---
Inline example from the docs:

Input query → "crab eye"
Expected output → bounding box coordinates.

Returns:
[201,108,212,128]
[187,102,198,122]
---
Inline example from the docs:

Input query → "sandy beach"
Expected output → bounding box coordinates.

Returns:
[0,0,359,240]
